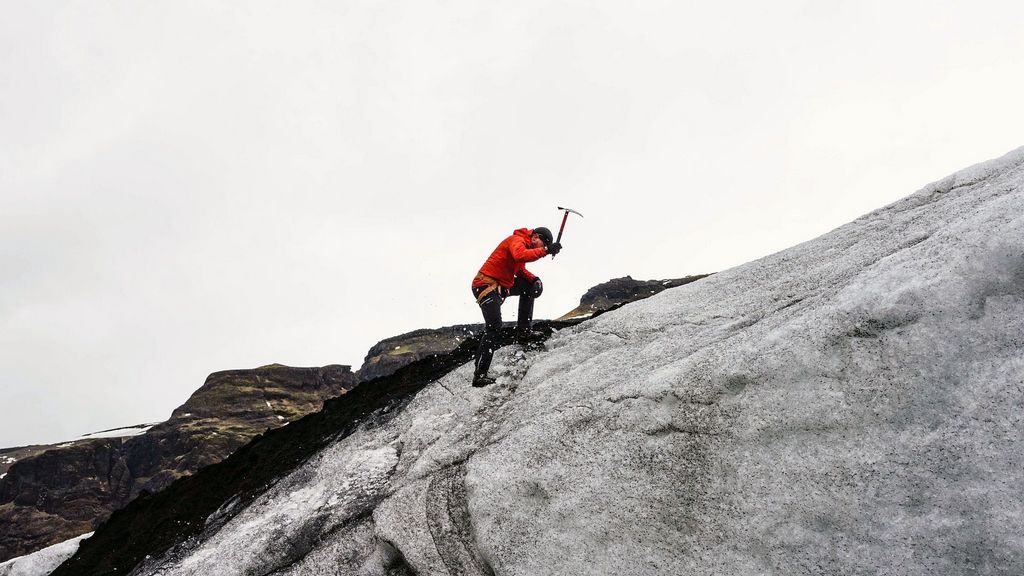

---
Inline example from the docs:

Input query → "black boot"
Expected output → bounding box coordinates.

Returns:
[472,374,497,387]
[514,326,546,346]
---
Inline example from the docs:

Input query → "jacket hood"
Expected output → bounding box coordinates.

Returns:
[514,228,534,240]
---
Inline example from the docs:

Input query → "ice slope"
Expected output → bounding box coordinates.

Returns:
[135,147,1024,575]
[0,534,91,576]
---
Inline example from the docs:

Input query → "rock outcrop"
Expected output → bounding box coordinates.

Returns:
[1,446,63,480]
[357,325,480,383]
[0,364,355,563]
[558,274,710,320]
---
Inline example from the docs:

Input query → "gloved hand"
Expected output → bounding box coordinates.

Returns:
[531,278,544,298]
[546,242,562,256]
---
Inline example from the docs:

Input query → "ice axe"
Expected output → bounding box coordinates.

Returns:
[552,206,583,258]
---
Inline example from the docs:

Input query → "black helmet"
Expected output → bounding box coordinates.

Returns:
[533,226,554,246]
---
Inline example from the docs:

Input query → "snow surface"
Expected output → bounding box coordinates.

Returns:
[79,424,156,439]
[135,147,1024,575]
[0,533,92,576]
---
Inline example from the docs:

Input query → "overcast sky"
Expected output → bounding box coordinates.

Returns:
[2,1,1023,447]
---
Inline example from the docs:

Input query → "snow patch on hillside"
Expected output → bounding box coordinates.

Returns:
[80,423,158,439]
[0,533,92,576]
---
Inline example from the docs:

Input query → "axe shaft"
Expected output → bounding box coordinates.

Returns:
[556,210,570,243]
[552,206,582,259]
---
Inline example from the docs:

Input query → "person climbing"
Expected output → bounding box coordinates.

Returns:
[470,227,562,387]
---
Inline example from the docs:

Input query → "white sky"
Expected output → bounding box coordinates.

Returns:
[2,1,1023,447]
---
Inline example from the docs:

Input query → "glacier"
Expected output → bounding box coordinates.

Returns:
[64,147,1024,575]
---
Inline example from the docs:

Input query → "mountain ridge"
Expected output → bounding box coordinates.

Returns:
[0,365,356,562]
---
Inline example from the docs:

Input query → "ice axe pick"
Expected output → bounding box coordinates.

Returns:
[553,206,583,258]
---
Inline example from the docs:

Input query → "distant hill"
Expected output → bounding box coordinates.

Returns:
[0,364,355,562]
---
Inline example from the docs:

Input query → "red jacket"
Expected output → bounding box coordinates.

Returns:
[473,228,548,288]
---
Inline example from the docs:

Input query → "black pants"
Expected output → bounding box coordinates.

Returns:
[471,276,536,378]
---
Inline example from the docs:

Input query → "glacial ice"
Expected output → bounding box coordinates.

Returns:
[133,147,1024,575]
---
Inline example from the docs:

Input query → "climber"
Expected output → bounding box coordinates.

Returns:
[470,227,562,387]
